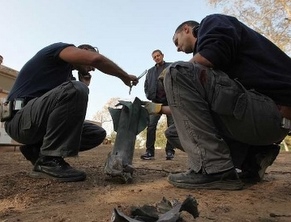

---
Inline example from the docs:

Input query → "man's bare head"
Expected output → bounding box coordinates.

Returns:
[173,20,199,54]
[78,44,99,53]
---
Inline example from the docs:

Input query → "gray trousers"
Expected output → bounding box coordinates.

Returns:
[5,81,106,157]
[164,62,289,174]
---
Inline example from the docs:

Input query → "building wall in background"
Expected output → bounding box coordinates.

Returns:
[0,65,19,145]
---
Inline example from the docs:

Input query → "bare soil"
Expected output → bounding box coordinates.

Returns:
[0,145,291,222]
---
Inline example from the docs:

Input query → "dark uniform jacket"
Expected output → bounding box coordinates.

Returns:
[144,62,171,105]
[194,14,291,106]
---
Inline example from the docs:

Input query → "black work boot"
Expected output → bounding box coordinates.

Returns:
[168,168,243,190]
[31,156,86,182]
[19,145,40,165]
[256,145,280,180]
[240,144,280,182]
[166,151,174,160]
[140,152,155,160]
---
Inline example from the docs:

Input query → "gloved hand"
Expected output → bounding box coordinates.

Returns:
[142,101,162,114]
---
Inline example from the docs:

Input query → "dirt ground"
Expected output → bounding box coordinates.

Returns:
[0,145,291,222]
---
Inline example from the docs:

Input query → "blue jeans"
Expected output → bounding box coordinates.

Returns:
[146,113,175,155]
[164,62,288,174]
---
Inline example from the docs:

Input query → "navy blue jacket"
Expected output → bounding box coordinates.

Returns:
[144,62,171,105]
[194,14,291,106]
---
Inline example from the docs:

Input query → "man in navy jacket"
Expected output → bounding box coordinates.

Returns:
[141,50,175,160]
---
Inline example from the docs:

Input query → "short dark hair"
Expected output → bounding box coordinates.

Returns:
[175,20,200,33]
[78,44,99,52]
[152,49,163,55]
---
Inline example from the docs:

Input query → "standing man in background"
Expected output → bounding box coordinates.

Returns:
[141,50,175,160]
[0,55,3,65]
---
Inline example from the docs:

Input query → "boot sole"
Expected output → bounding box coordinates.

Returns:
[168,179,244,190]
[257,148,280,180]
[29,170,86,182]
[140,157,155,160]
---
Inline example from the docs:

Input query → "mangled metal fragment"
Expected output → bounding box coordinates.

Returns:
[111,195,199,222]
[104,97,148,183]
[111,208,141,222]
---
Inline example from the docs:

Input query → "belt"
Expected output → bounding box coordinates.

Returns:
[0,99,23,122]
[277,105,291,130]
[277,105,291,120]
[12,98,27,111]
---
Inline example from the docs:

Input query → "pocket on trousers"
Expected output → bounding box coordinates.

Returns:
[211,75,246,119]
[19,108,32,130]
[211,85,239,115]
[233,93,247,120]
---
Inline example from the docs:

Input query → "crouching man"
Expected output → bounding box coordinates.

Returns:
[149,14,291,190]
[3,43,138,182]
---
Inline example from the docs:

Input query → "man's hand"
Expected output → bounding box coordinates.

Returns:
[142,101,162,114]
[78,72,92,86]
[122,74,139,87]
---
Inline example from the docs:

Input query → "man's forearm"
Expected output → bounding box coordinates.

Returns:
[190,52,213,68]
[161,106,171,115]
